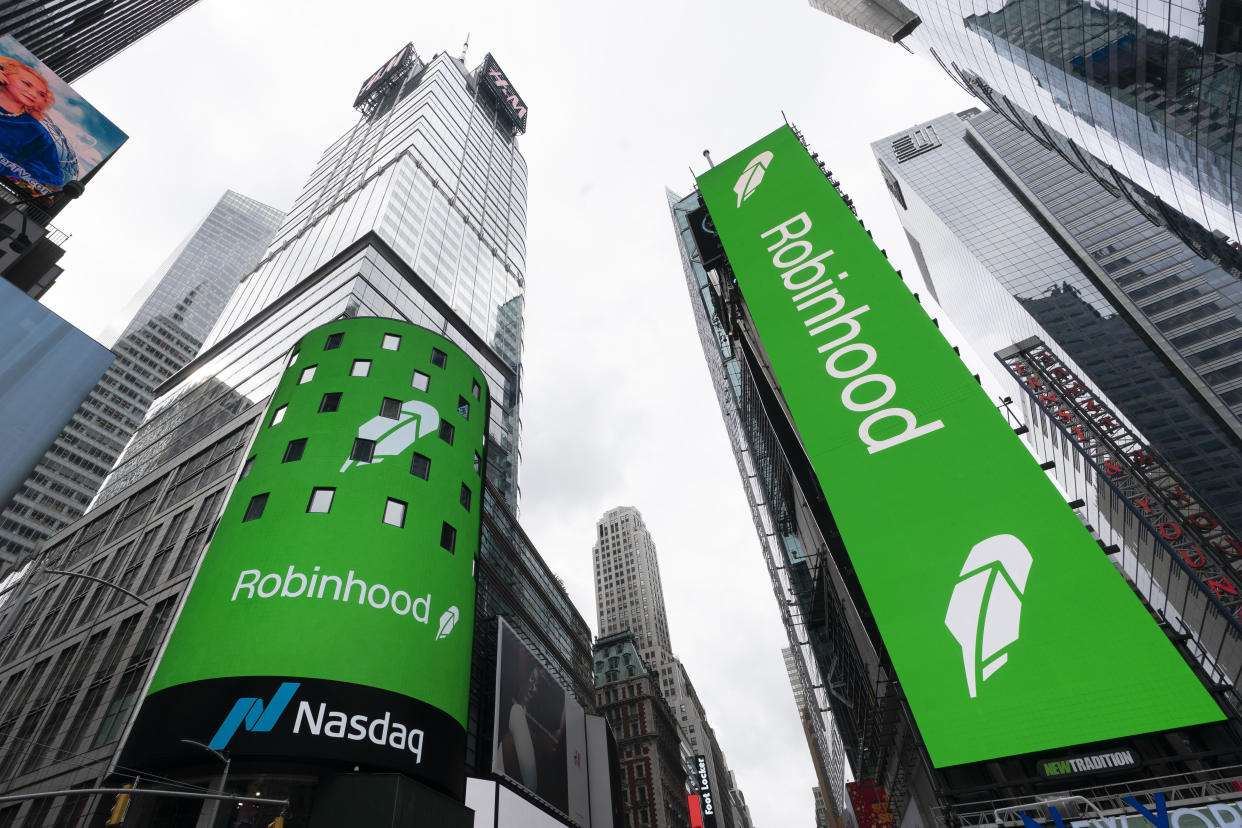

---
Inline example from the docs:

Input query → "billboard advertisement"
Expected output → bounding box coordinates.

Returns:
[493,618,589,825]
[695,125,1223,767]
[692,754,718,828]
[0,36,126,205]
[122,319,488,797]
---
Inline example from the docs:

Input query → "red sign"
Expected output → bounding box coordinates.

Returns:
[687,794,705,828]
[848,780,895,828]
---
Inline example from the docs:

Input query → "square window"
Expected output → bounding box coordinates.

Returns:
[299,365,317,384]
[410,453,431,480]
[457,396,470,419]
[240,456,255,479]
[439,421,455,445]
[411,370,430,392]
[319,392,342,413]
[460,484,472,511]
[324,332,344,350]
[350,438,376,463]
[471,379,481,400]
[382,333,401,351]
[430,348,448,369]
[351,359,371,377]
[380,397,401,419]
[283,438,307,463]
[473,452,481,475]
[243,493,269,522]
[440,522,456,553]
[384,498,407,527]
[307,488,335,513]
[270,405,287,426]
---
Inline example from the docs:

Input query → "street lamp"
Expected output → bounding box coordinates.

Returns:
[180,739,230,828]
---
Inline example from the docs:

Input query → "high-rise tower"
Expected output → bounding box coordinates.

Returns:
[591,506,753,828]
[808,0,1242,257]
[0,45,607,828]
[0,190,283,569]
[0,0,201,81]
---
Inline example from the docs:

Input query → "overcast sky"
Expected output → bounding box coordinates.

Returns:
[41,1,979,824]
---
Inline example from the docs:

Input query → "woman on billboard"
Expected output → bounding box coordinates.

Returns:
[0,55,64,195]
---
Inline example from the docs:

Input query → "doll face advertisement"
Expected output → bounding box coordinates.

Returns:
[0,36,127,207]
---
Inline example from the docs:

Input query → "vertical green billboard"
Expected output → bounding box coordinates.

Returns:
[696,126,1223,767]
[122,319,488,796]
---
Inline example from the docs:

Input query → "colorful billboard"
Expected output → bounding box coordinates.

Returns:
[0,36,126,206]
[121,319,488,797]
[695,125,1223,767]
[493,618,589,824]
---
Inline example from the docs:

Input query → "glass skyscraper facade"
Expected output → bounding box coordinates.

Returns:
[0,0,201,80]
[810,0,1242,256]
[97,46,528,511]
[0,191,283,570]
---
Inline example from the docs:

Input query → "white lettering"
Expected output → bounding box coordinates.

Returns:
[233,570,260,601]
[859,408,945,454]
[761,212,812,251]
[293,702,325,735]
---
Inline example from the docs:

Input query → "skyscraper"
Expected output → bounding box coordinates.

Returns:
[0,0,201,80]
[808,0,1242,255]
[0,45,606,827]
[782,646,845,828]
[591,506,752,828]
[0,190,284,570]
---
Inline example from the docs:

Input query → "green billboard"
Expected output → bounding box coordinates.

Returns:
[696,125,1223,767]
[122,319,488,795]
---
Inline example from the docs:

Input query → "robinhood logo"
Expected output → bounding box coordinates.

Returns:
[341,399,440,472]
[209,682,299,750]
[944,535,1032,698]
[733,151,773,208]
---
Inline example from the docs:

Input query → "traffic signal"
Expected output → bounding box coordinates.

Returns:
[104,784,132,825]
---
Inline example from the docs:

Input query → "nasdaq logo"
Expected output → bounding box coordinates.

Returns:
[209,682,300,750]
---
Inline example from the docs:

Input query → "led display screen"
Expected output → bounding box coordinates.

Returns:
[695,125,1223,767]
[122,319,488,796]
[0,36,126,207]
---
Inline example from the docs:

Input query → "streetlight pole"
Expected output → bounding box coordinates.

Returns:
[180,739,230,828]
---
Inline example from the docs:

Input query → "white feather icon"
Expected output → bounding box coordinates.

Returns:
[944,534,1032,698]
[340,399,440,472]
[437,607,459,640]
[733,151,774,208]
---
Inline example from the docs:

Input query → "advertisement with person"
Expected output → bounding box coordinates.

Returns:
[493,618,589,823]
[0,36,126,206]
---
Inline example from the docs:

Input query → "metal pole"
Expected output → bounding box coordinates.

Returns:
[43,569,149,606]
[0,787,287,808]
[181,740,229,828]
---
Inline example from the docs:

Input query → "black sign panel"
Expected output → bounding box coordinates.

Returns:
[693,754,718,828]
[122,676,466,798]
[479,53,528,132]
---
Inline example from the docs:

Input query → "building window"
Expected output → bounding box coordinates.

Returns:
[288,348,299,366]
[243,493,269,522]
[411,370,430,391]
[270,405,287,426]
[439,420,455,445]
[319,392,342,412]
[307,488,335,513]
[283,438,307,463]
[350,438,376,463]
[324,332,344,350]
[351,359,371,377]
[471,379,481,400]
[473,452,481,475]
[410,452,431,480]
[440,522,456,553]
[460,484,472,511]
[430,348,448,369]
[240,456,255,479]
[299,365,317,384]
[457,396,470,419]
[380,397,401,419]
[382,333,401,351]
[384,498,407,527]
